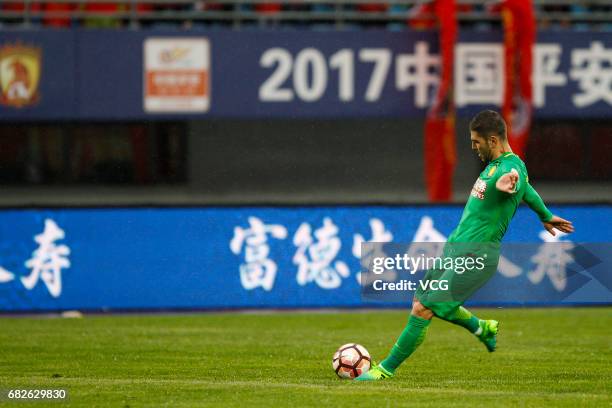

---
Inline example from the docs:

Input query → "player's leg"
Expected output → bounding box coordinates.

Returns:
[355,300,432,381]
[381,300,432,371]
[441,305,481,333]
[438,305,499,352]
[423,261,500,351]
[442,305,480,332]
[356,268,446,380]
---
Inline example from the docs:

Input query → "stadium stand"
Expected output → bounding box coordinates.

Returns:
[0,0,611,30]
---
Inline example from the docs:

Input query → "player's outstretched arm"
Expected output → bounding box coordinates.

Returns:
[542,215,574,236]
[495,169,520,194]
[523,183,551,221]
[523,183,574,236]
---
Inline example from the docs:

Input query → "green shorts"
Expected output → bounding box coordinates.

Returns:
[414,244,500,318]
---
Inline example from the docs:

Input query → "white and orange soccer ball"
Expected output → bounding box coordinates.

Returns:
[332,343,371,379]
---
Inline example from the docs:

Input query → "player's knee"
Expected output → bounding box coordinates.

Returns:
[411,300,433,320]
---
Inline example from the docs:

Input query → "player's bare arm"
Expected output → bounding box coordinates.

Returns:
[543,215,574,236]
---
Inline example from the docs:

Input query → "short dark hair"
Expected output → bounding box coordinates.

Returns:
[469,110,507,141]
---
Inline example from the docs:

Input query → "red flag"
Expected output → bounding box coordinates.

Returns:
[421,0,457,202]
[500,0,536,158]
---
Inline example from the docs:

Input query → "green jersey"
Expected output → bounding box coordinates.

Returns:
[448,152,551,243]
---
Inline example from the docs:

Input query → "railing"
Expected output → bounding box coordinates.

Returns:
[0,0,611,29]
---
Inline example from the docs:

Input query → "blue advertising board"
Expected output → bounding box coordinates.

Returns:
[0,29,610,120]
[0,205,610,312]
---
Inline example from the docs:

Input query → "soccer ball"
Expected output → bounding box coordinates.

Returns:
[332,343,371,379]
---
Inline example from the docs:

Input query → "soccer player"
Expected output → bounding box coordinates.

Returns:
[356,110,574,381]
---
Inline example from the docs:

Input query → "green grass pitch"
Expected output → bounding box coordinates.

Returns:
[0,308,610,407]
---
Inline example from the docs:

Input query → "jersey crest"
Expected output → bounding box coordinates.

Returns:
[487,165,497,177]
[471,178,487,200]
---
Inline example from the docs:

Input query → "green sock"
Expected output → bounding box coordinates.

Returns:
[442,306,481,334]
[380,315,430,373]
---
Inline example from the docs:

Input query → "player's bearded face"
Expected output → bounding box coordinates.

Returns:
[470,132,492,163]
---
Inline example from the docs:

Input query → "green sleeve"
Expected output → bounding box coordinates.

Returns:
[494,162,523,194]
[523,183,553,222]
